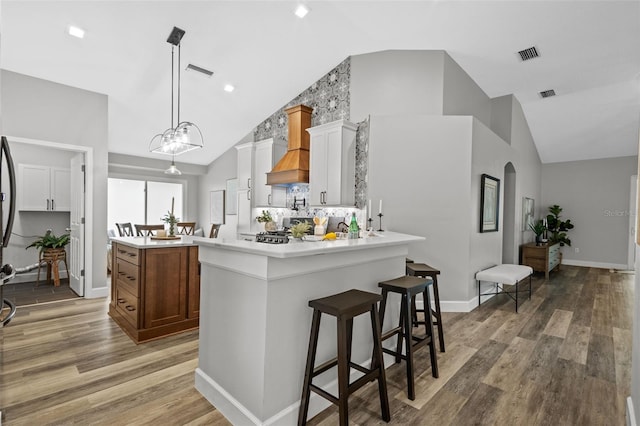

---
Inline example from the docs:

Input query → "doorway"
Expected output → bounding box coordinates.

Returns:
[502,162,516,264]
[7,136,93,298]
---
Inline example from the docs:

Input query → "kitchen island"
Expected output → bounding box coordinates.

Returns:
[109,236,200,343]
[194,231,424,425]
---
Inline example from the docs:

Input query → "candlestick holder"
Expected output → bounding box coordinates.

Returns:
[377,213,384,232]
[367,217,373,231]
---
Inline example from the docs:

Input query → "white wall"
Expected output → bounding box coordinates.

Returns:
[198,140,245,240]
[541,156,637,268]
[1,70,108,298]
[443,53,492,129]
[368,115,472,304]
[350,50,445,122]
[2,142,73,282]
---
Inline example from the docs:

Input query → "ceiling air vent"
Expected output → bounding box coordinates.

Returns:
[518,46,540,61]
[539,89,556,99]
[185,63,213,77]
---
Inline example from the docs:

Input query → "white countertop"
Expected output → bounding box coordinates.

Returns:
[111,236,199,248]
[194,231,424,258]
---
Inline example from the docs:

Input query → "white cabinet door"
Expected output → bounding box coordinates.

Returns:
[51,168,71,211]
[18,164,50,211]
[308,119,357,207]
[254,138,287,207]
[236,189,252,234]
[236,143,254,191]
[309,135,328,206]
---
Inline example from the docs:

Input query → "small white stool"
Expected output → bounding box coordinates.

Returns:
[475,264,533,312]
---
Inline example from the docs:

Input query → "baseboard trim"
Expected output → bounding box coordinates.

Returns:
[12,271,68,284]
[561,259,628,270]
[628,397,637,426]
[195,353,398,425]
[415,293,492,313]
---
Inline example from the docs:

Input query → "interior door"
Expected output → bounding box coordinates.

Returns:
[629,175,637,270]
[69,153,85,296]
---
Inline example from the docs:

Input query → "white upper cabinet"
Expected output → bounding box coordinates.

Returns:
[253,138,287,208]
[307,119,358,207]
[18,164,70,212]
[236,142,254,192]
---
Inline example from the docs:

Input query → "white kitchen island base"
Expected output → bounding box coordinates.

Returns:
[194,232,424,425]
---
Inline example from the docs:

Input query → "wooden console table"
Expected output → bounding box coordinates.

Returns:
[521,242,561,280]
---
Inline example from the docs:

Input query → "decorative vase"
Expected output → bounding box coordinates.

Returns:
[535,234,543,246]
[314,225,325,236]
[264,221,277,232]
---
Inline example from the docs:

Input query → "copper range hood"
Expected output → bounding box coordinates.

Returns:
[266,104,313,185]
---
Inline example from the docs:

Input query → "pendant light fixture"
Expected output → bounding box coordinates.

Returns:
[149,26,204,160]
[165,155,182,175]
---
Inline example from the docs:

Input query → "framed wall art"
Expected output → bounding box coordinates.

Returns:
[210,190,225,224]
[522,197,535,231]
[226,178,238,215]
[480,174,500,233]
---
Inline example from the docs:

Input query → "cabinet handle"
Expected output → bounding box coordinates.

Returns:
[46,199,50,210]
[117,298,125,304]
[247,178,251,189]
[127,276,135,281]
[247,190,251,201]
[268,194,272,205]
[125,305,135,312]
[51,199,55,210]
[118,271,125,275]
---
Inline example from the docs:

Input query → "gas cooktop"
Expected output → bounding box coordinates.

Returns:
[255,231,289,244]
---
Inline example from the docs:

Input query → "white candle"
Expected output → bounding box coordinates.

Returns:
[368,199,372,218]
[379,199,383,214]
[171,197,175,215]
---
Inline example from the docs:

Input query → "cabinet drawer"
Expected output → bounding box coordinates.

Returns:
[525,258,546,272]
[115,258,140,297]
[115,287,139,328]
[523,248,546,260]
[115,244,140,265]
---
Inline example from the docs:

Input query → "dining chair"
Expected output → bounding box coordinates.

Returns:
[135,224,165,236]
[116,222,134,237]
[209,224,221,238]
[177,222,196,235]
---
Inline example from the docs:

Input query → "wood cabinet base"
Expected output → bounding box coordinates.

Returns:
[109,307,199,343]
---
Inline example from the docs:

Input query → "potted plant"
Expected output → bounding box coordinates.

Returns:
[26,230,70,286]
[26,230,70,253]
[256,210,276,231]
[161,211,179,236]
[546,204,574,246]
[528,220,546,246]
[289,221,311,239]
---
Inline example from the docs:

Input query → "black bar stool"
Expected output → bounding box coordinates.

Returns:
[406,262,445,352]
[378,276,439,401]
[298,289,390,426]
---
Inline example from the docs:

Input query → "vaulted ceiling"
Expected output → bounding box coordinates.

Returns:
[1,1,639,165]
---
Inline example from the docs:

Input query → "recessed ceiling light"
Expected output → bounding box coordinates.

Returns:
[294,4,310,18]
[224,84,235,93]
[67,25,85,39]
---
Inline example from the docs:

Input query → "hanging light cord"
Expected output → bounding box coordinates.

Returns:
[171,44,175,128]
[177,42,181,125]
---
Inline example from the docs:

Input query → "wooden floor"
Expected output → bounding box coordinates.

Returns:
[0,266,633,425]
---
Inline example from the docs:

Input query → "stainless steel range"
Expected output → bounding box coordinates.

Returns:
[255,231,289,244]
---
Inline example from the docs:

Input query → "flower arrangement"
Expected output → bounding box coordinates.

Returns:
[255,210,273,223]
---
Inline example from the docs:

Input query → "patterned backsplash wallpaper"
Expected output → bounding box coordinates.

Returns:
[252,56,367,211]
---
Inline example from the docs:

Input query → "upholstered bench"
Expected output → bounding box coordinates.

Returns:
[475,264,533,312]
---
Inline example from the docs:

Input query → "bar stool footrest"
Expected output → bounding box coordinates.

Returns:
[312,358,339,377]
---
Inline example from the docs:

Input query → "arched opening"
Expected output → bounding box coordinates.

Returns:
[502,162,517,263]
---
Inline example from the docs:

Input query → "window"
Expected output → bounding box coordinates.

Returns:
[108,178,183,233]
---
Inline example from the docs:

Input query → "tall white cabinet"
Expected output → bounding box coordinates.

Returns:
[18,164,71,211]
[253,138,287,208]
[307,119,358,206]
[235,138,287,235]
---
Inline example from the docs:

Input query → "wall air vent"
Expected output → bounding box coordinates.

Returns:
[518,46,540,61]
[539,89,556,98]
[185,64,214,77]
